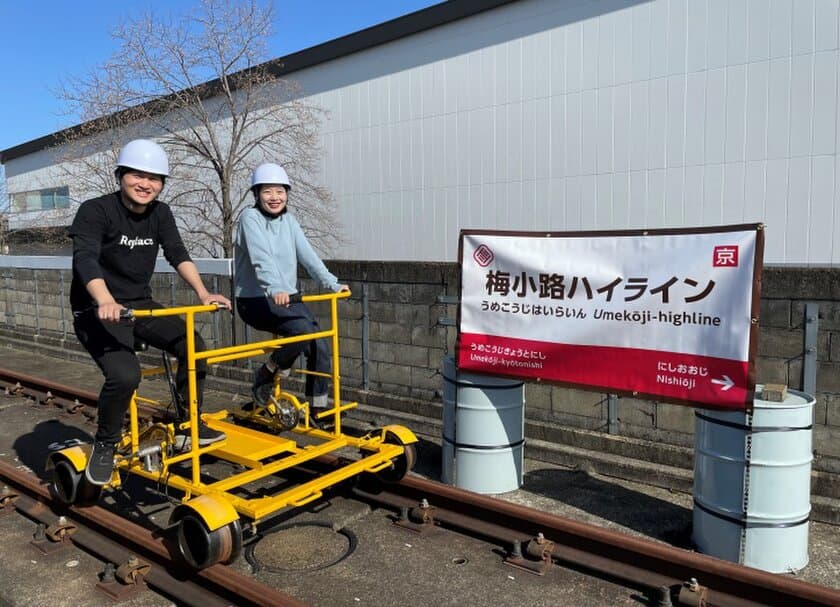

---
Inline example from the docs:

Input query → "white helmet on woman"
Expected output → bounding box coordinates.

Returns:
[116,139,170,177]
[251,163,291,191]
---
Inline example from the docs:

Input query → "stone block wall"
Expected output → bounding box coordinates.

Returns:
[1,262,838,457]
[1,268,75,339]
[293,261,458,403]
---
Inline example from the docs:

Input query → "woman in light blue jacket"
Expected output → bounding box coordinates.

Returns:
[234,163,348,409]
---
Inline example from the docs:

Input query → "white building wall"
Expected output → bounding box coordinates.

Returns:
[5,0,840,264]
[289,0,840,263]
[4,147,82,231]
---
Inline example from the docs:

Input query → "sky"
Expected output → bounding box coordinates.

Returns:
[0,0,444,153]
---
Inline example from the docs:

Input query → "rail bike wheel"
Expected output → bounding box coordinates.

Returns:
[376,431,417,484]
[51,459,102,506]
[175,513,243,569]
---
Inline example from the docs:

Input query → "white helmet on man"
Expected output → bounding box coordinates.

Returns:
[116,139,170,177]
[251,163,291,191]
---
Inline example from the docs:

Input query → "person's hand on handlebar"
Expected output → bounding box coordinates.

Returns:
[272,288,347,307]
[97,301,126,323]
[272,291,292,307]
[200,292,231,310]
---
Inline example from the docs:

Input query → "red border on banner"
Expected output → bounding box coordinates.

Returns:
[458,332,751,409]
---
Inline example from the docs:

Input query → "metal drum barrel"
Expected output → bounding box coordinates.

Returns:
[692,386,814,573]
[441,355,525,494]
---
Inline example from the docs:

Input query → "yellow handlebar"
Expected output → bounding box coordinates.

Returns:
[296,290,352,303]
[125,291,350,318]
[126,303,227,319]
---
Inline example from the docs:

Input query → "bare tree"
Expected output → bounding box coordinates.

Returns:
[55,0,339,258]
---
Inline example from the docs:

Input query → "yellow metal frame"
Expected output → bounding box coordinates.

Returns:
[47,444,89,473]
[101,291,416,526]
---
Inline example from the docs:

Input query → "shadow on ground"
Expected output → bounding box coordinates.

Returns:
[13,419,93,479]
[523,467,693,547]
[412,437,443,480]
[410,438,692,548]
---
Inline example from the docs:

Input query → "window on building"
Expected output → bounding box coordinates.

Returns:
[9,187,70,213]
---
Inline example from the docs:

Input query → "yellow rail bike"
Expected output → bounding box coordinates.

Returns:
[47,291,417,568]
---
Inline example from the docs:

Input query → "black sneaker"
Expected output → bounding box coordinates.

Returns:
[309,395,332,429]
[252,364,275,402]
[176,421,226,450]
[252,365,293,406]
[85,441,116,486]
[197,421,225,444]
[251,365,274,405]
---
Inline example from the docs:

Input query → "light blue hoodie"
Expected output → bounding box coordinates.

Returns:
[234,206,340,298]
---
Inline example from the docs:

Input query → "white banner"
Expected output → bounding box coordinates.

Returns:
[457,225,763,409]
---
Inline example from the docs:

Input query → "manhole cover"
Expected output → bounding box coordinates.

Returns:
[245,522,357,572]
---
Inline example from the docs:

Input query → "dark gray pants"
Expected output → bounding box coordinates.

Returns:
[236,297,331,398]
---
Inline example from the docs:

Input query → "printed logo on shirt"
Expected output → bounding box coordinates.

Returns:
[119,235,155,249]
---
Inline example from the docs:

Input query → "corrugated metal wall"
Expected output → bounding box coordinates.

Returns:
[299,0,840,264]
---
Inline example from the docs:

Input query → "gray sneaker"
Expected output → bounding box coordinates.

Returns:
[85,441,116,485]
[175,421,226,450]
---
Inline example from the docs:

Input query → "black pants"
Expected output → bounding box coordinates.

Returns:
[236,297,331,398]
[73,300,207,444]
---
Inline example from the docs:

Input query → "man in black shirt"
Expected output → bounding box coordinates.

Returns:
[69,139,230,485]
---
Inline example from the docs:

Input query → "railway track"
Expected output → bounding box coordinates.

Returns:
[1,366,839,607]
[0,459,304,607]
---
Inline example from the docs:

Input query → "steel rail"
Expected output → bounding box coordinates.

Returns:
[348,470,840,607]
[0,367,100,403]
[0,459,307,607]
[2,490,230,607]
[0,367,178,422]
[3,367,840,607]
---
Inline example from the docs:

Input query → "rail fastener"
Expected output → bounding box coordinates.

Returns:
[504,533,555,576]
[31,516,77,555]
[0,485,18,516]
[394,498,439,535]
[96,555,151,601]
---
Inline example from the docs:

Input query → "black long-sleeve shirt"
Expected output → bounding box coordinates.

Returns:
[69,192,192,310]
